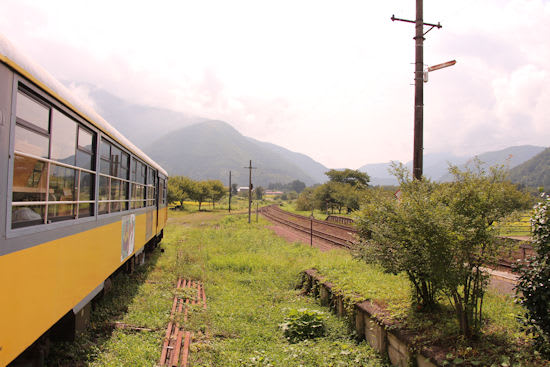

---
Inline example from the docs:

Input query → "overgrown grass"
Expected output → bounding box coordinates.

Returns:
[47,209,544,366]
[48,210,386,366]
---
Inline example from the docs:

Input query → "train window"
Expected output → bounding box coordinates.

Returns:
[47,164,76,222]
[12,155,48,203]
[76,149,93,170]
[78,172,94,217]
[121,182,129,210]
[50,110,77,165]
[11,87,101,228]
[120,152,129,179]
[76,127,95,170]
[110,179,121,212]
[110,146,121,177]
[16,91,49,131]
[14,124,49,158]
[11,205,45,228]
[78,127,93,152]
[99,140,111,175]
[98,175,109,214]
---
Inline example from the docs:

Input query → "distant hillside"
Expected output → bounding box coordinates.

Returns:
[146,120,327,186]
[247,138,328,184]
[64,82,205,150]
[509,147,550,188]
[439,145,546,182]
[360,145,545,185]
[359,152,465,185]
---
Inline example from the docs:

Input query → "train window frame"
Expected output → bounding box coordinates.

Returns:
[97,136,131,216]
[7,79,99,235]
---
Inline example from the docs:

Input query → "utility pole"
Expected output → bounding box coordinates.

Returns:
[244,160,256,224]
[228,171,232,213]
[392,0,442,180]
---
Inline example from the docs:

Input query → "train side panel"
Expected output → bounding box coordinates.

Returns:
[0,211,160,366]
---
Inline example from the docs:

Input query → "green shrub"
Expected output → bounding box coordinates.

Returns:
[515,194,550,355]
[280,308,326,343]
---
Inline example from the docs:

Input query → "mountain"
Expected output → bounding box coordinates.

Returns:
[146,120,328,186]
[439,145,546,182]
[509,147,550,188]
[64,82,205,150]
[246,138,328,184]
[360,145,545,185]
[359,152,466,186]
[67,83,329,185]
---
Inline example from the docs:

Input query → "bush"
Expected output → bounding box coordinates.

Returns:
[280,308,326,343]
[515,194,550,355]
[356,161,530,338]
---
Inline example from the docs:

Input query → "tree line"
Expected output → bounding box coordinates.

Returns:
[167,176,226,210]
[296,169,370,214]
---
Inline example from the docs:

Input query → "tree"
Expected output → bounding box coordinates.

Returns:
[231,183,239,196]
[325,169,370,189]
[356,161,531,338]
[255,186,265,200]
[167,176,195,208]
[207,180,226,209]
[289,180,306,194]
[515,194,550,355]
[296,187,315,211]
[189,181,210,211]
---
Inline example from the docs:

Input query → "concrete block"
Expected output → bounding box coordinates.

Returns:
[354,308,365,339]
[387,332,410,367]
[364,315,387,354]
[319,284,330,306]
[417,354,438,367]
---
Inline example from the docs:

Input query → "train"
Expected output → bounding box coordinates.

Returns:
[0,34,168,365]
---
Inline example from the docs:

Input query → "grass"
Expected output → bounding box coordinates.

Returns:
[495,211,532,237]
[46,209,547,366]
[47,210,386,366]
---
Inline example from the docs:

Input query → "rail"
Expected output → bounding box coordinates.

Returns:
[260,205,355,248]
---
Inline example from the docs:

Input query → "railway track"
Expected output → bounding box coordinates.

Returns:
[260,205,357,248]
[260,205,531,286]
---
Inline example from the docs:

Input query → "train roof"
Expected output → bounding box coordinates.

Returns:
[0,34,168,177]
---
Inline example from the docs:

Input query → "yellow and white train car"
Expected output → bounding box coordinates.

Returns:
[0,34,168,366]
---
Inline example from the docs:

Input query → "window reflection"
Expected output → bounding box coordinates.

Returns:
[49,165,75,202]
[78,127,93,152]
[51,110,77,165]
[12,205,44,228]
[14,125,49,158]
[48,204,75,222]
[16,91,49,131]
[12,155,48,202]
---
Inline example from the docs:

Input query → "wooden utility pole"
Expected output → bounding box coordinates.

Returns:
[228,171,232,213]
[244,160,256,224]
[414,0,424,180]
[392,1,441,180]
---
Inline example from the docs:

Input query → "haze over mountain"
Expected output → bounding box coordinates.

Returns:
[509,148,550,189]
[66,83,329,186]
[68,83,547,188]
[66,82,206,149]
[360,145,546,186]
[145,120,328,187]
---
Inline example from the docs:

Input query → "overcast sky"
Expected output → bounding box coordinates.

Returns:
[1,0,549,169]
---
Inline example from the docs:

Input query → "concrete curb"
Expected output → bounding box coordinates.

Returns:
[301,269,441,367]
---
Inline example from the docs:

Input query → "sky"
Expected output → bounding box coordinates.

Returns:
[1,0,549,169]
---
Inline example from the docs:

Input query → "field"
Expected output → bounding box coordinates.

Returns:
[47,210,385,366]
[45,208,546,366]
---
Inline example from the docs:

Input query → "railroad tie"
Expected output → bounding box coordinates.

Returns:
[159,278,206,367]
